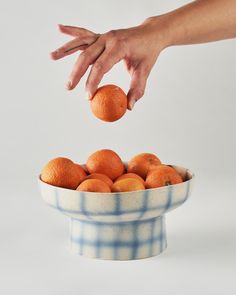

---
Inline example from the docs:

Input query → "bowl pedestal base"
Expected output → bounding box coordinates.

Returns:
[70,215,167,260]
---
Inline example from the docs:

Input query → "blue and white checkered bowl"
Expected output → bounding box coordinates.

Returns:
[39,165,194,260]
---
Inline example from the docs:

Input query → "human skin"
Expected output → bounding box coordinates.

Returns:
[51,0,236,110]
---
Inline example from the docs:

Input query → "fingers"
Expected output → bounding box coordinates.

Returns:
[51,24,99,60]
[127,64,151,110]
[50,35,98,60]
[58,24,96,38]
[67,39,105,90]
[86,49,123,98]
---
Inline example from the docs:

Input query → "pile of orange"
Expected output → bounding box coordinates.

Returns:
[41,149,183,193]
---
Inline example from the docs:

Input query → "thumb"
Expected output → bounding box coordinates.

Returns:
[127,64,150,110]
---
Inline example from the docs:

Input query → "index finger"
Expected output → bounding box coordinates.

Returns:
[50,35,99,60]
[58,24,97,38]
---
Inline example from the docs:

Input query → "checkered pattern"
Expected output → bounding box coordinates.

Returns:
[39,165,194,260]
[70,216,167,260]
[40,176,192,223]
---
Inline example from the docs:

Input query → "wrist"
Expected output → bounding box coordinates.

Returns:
[142,15,174,49]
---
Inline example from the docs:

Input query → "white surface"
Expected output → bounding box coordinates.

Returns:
[0,0,236,294]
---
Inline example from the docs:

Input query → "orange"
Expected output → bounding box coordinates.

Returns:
[112,178,145,192]
[90,84,127,122]
[127,153,161,179]
[145,165,182,189]
[86,149,124,180]
[76,179,111,193]
[41,157,87,189]
[85,173,113,188]
[115,173,145,185]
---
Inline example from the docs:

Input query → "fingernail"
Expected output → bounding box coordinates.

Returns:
[50,51,58,60]
[129,99,136,110]
[50,52,55,59]
[87,91,92,100]
[66,81,72,90]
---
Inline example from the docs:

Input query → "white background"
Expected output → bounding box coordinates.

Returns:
[0,0,235,294]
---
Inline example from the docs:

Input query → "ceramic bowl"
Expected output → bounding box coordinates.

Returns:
[39,165,194,260]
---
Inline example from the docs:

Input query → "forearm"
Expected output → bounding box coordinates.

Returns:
[147,0,236,47]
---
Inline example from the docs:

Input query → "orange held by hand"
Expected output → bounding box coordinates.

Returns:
[90,84,127,122]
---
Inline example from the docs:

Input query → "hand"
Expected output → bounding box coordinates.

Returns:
[51,1,236,110]
[50,20,167,110]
